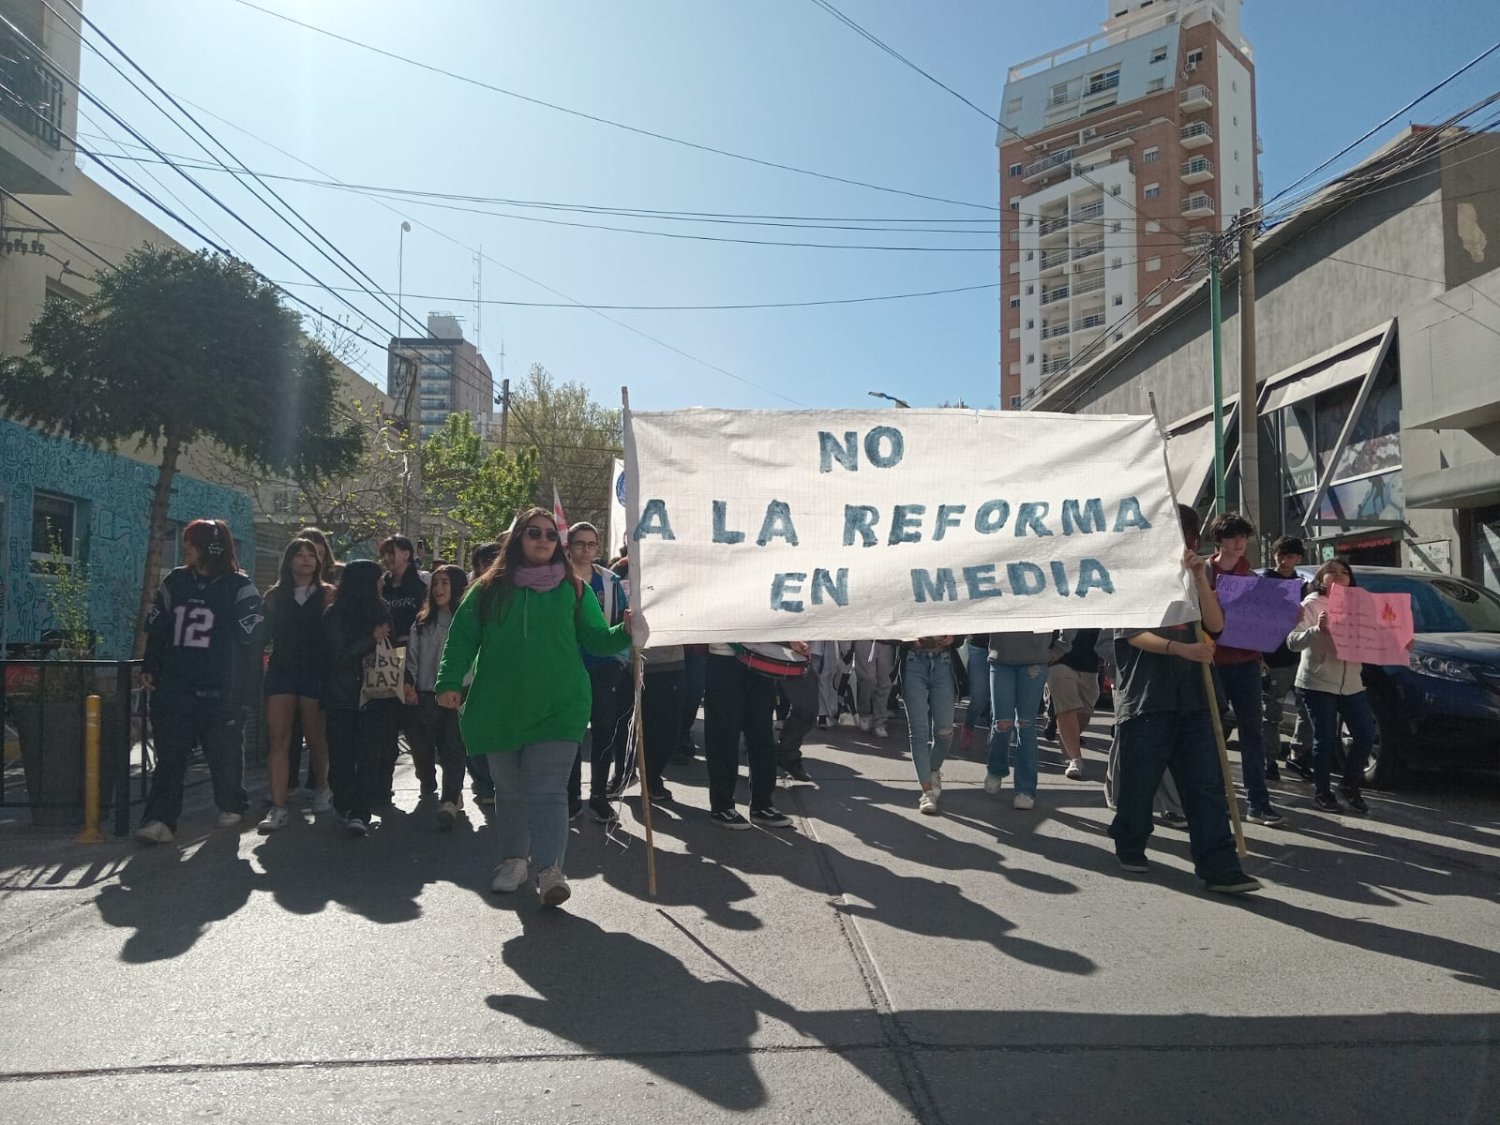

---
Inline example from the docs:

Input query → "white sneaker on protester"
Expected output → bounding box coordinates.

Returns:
[134,820,174,845]
[856,716,872,733]
[257,806,290,834]
[310,787,333,814]
[874,723,888,739]
[537,865,571,907]
[930,770,943,799]
[490,857,530,894]
[984,773,1006,795]
[1013,793,1036,810]
[918,791,939,816]
[1065,759,1086,781]
[216,811,243,829]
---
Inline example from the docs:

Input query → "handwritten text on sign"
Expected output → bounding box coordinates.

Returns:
[623,409,1196,647]
[1216,574,1303,652]
[1327,583,1414,665]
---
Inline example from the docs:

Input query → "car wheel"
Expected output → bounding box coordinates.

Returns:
[1363,691,1404,789]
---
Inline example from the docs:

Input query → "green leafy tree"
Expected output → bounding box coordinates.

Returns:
[504,363,621,526]
[422,412,541,544]
[0,247,362,653]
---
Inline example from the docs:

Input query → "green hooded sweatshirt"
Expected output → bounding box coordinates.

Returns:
[436,578,630,754]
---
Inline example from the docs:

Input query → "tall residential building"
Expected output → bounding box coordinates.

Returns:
[998,0,1257,410]
[388,312,495,439]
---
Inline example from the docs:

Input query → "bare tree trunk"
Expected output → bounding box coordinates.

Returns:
[132,434,180,658]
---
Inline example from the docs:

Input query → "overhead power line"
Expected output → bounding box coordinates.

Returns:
[226,0,997,213]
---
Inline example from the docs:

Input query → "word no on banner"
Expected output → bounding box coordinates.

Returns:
[623,408,1197,647]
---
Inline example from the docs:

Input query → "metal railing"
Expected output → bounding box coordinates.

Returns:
[1073,270,1106,295]
[0,25,65,149]
[1040,322,1071,339]
[1180,121,1213,143]
[1041,354,1074,375]
[1182,157,1214,177]
[1084,72,1121,97]
[1180,83,1212,106]
[1074,313,1107,332]
[1182,193,1215,215]
[1039,214,1071,235]
[1073,241,1104,259]
[1039,248,1071,270]
[1040,285,1070,306]
[1022,148,1076,179]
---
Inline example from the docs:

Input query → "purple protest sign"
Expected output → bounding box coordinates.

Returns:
[1215,574,1303,652]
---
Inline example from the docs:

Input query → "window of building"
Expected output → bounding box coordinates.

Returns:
[1113,294,1125,306]
[1148,77,1165,92]
[1025,318,1035,329]
[1143,147,1159,163]
[1010,200,1020,210]
[1009,394,1023,409]
[1187,48,1203,65]
[1111,257,1123,269]
[30,492,80,574]
[1009,295,1021,308]
[1111,221,1122,233]
[1009,162,1023,176]
[1025,283,1035,295]
[1144,183,1161,199]
[1087,68,1121,96]
[1150,46,1167,63]
[1007,97,1023,115]
[1026,354,1035,365]
[1026,250,1035,261]
[1233,115,1238,126]
[1146,257,1161,271]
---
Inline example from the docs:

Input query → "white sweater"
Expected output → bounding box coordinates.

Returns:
[1286,592,1366,695]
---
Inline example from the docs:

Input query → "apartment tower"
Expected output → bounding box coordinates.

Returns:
[998,0,1257,409]
[387,313,495,439]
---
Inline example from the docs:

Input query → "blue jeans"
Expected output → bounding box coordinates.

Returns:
[987,662,1047,795]
[1298,688,1376,794]
[901,650,955,785]
[1109,710,1241,881]
[963,643,991,731]
[1215,661,1271,809]
[487,742,578,871]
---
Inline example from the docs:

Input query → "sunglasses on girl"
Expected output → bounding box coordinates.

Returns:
[524,526,559,542]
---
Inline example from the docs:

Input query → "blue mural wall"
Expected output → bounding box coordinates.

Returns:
[1,420,254,658]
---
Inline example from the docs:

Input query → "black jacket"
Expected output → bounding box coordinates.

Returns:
[322,610,380,712]
[143,567,266,707]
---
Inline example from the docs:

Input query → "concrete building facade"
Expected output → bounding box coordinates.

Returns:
[1029,127,1500,593]
[387,314,494,440]
[998,0,1257,409]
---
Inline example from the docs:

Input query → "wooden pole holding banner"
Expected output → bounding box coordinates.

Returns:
[621,385,659,897]
[1147,393,1247,859]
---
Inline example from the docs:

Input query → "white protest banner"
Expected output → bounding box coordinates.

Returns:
[607,457,626,558]
[624,408,1197,647]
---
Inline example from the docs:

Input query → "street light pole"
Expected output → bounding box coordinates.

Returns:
[867,390,911,408]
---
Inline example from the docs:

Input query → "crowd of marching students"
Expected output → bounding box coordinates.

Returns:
[133,504,1384,908]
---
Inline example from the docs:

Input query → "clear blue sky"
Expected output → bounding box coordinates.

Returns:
[77,0,1500,413]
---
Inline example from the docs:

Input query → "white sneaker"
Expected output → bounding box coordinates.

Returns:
[216,811,243,829]
[929,770,943,799]
[134,820,174,845]
[257,806,290,834]
[984,773,1005,795]
[310,787,333,814]
[490,857,530,893]
[1013,793,1036,811]
[1065,759,1086,780]
[537,864,572,907]
[856,716,872,733]
[918,790,939,816]
[874,723,888,739]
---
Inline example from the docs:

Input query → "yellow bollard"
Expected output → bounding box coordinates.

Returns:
[74,694,104,843]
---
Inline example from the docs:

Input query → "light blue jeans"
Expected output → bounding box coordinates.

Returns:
[963,643,991,731]
[487,742,578,871]
[901,650,956,785]
[987,662,1048,796]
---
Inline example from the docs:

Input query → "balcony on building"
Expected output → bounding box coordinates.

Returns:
[1073,310,1108,335]
[1179,83,1212,111]
[1040,353,1074,376]
[1072,237,1104,263]
[1181,193,1215,218]
[1038,212,1071,241]
[1073,269,1106,296]
[1180,156,1214,184]
[0,6,79,196]
[1041,282,1071,306]
[1039,247,1071,274]
[1081,69,1121,108]
[1040,319,1072,341]
[1180,120,1214,149]
[1023,147,1075,183]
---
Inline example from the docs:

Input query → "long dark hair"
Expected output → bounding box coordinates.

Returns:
[269,538,332,601]
[476,507,565,622]
[326,558,390,634]
[183,518,238,577]
[1310,557,1356,595]
[297,525,337,583]
[417,564,468,626]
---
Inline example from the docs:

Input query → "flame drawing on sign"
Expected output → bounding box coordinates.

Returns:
[1379,602,1399,626]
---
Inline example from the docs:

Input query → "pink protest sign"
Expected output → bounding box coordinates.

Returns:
[1327,584,1414,666]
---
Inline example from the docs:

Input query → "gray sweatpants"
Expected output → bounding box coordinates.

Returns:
[853,641,896,722]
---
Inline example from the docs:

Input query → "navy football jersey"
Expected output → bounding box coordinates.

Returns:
[143,567,266,701]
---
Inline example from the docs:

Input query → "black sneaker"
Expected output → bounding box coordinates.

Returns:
[1287,759,1314,782]
[1338,785,1368,815]
[568,797,584,821]
[1246,803,1285,827]
[648,784,673,803]
[419,783,438,800]
[1205,870,1262,895]
[750,806,794,829]
[1117,853,1150,874]
[1313,790,1341,813]
[346,817,367,839]
[605,775,631,799]
[782,762,813,783]
[710,809,752,831]
[1264,762,1281,782]
[588,796,618,824]
[1155,810,1189,830]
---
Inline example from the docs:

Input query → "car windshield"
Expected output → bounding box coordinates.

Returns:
[1357,573,1500,634]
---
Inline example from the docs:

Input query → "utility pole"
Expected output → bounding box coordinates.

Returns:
[1210,236,1226,518]
[1237,208,1260,562]
[498,377,510,450]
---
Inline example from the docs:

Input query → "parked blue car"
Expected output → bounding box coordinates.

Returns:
[1343,567,1500,786]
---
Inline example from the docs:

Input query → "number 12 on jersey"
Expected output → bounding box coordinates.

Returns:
[173,605,215,648]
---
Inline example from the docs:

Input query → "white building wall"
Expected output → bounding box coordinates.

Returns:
[1215,45,1257,226]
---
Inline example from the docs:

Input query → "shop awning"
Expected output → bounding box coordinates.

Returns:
[1165,396,1239,504]
[1259,322,1393,415]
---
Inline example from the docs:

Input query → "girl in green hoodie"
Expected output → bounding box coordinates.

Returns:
[436,507,631,907]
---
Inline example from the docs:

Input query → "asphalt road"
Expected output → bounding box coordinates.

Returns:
[2,714,1498,1124]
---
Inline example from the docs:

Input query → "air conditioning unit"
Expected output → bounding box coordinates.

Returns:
[1082,126,1098,140]
[1186,60,1198,72]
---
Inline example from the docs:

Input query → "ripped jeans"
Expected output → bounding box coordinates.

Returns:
[901,649,956,786]
[987,661,1048,796]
